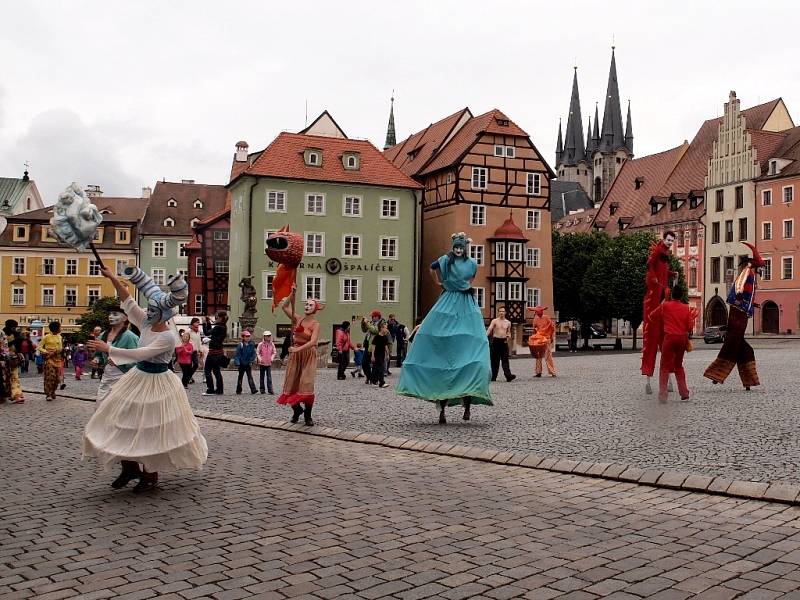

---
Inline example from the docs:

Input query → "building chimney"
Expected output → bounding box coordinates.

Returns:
[84,185,103,197]
[181,179,195,184]
[142,186,152,198]
[235,140,249,162]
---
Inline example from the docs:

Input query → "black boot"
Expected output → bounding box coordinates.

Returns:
[133,471,158,493]
[438,401,447,425]
[303,404,314,426]
[112,461,141,489]
[462,398,471,421]
[290,404,303,424]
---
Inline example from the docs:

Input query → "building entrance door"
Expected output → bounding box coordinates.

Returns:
[761,300,779,334]
[705,296,727,327]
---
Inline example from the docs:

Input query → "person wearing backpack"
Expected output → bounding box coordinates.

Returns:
[234,331,257,394]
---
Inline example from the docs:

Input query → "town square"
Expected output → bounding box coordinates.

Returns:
[3,1,800,598]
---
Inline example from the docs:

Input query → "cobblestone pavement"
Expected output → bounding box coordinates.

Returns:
[4,398,800,599]
[18,339,800,485]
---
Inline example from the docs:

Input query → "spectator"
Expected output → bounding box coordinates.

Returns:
[90,326,104,379]
[188,317,205,381]
[175,331,195,389]
[41,321,64,402]
[350,343,365,378]
[72,344,89,380]
[370,322,391,388]
[335,321,354,380]
[203,311,228,395]
[234,331,257,395]
[256,331,276,394]
[360,310,386,385]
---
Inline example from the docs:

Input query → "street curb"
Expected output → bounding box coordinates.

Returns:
[28,387,800,506]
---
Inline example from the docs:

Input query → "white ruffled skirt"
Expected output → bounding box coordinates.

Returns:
[82,367,208,473]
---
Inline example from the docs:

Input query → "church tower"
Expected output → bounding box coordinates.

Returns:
[554,68,591,194]
[384,94,397,150]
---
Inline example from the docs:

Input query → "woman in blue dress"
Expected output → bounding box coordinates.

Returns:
[396,232,492,423]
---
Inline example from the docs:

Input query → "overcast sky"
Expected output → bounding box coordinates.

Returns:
[2,0,798,203]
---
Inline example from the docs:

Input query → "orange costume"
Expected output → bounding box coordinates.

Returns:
[530,307,556,377]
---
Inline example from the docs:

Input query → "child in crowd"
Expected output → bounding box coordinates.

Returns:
[351,344,364,378]
[72,344,88,380]
[370,323,391,388]
[256,331,276,394]
[234,330,257,394]
[175,331,196,389]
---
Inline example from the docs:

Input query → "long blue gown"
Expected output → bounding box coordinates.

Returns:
[396,254,492,406]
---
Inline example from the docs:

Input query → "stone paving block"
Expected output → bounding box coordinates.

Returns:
[490,452,515,464]
[682,474,714,491]
[571,461,595,475]
[707,478,734,493]
[551,459,580,474]
[519,454,544,468]
[476,450,499,462]
[602,463,628,478]
[619,467,645,482]
[727,480,770,499]
[657,471,690,488]
[586,462,613,476]
[637,468,664,485]
[763,483,800,503]
[537,457,559,470]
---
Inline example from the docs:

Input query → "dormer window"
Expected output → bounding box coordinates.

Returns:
[190,218,200,228]
[304,149,322,167]
[342,153,360,170]
[164,217,175,227]
[609,203,619,215]
[99,209,112,215]
[770,160,778,175]
[635,177,645,190]
[12,225,29,242]
[194,199,203,209]
[496,118,510,127]
[167,198,177,207]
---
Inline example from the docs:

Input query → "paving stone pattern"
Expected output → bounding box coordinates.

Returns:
[20,340,800,485]
[5,399,800,599]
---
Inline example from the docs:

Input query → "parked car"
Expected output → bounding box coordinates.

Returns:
[589,324,607,339]
[703,325,727,344]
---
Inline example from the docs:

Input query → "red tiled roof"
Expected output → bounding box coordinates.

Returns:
[555,208,598,234]
[235,133,420,190]
[740,98,782,130]
[418,109,529,176]
[384,108,471,177]
[7,196,149,223]
[756,126,800,179]
[489,212,527,240]
[141,181,228,236]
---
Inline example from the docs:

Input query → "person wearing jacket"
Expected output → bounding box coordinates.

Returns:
[360,310,386,385]
[72,344,89,380]
[234,330,257,394]
[203,311,228,395]
[175,332,195,388]
[335,321,354,380]
[256,331,276,394]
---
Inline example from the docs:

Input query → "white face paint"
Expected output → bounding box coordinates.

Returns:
[304,300,316,315]
[108,312,127,326]
[452,245,465,257]
[663,234,675,249]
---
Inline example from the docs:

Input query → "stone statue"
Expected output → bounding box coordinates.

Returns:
[239,276,258,319]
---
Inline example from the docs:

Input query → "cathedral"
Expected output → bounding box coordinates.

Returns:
[555,48,633,203]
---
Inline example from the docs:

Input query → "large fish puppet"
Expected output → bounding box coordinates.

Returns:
[265,225,304,311]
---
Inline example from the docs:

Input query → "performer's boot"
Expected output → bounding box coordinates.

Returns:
[462,398,471,421]
[133,470,158,493]
[290,404,303,424]
[303,403,314,427]
[438,401,447,425]
[112,461,141,489]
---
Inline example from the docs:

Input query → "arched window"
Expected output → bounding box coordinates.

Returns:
[167,198,177,207]
[164,217,175,227]
[194,199,203,209]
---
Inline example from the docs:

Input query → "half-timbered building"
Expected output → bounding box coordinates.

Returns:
[186,199,231,317]
[385,108,554,349]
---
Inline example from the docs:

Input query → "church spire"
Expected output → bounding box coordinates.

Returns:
[585,114,595,155]
[384,93,396,150]
[600,46,625,153]
[624,99,633,154]
[562,66,586,166]
[592,102,600,146]
[556,119,563,165]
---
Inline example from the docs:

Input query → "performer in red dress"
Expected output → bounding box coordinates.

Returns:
[641,231,677,394]
[648,287,698,402]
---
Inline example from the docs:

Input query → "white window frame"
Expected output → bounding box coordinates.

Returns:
[152,240,166,258]
[508,243,523,262]
[494,145,504,157]
[304,232,325,256]
[762,221,772,241]
[379,278,398,303]
[41,286,55,307]
[302,274,325,301]
[508,281,523,301]
[762,189,772,206]
[190,218,200,229]
[66,258,77,276]
[214,260,229,274]
[64,286,77,307]
[194,200,203,209]
[89,260,101,276]
[340,276,361,303]
[379,236,399,260]
[11,286,25,306]
[505,146,515,158]
[526,209,541,230]
[12,257,25,275]
[527,247,541,268]
[167,198,177,207]
[213,230,230,241]
[470,204,486,226]
[42,258,55,275]
[475,287,485,309]
[194,294,204,315]
[783,219,794,239]
[261,271,275,301]
[178,242,189,258]
[469,245,485,266]
[496,243,506,261]
[342,234,362,258]
[195,257,204,278]
[526,173,541,196]
[152,268,166,285]
[163,217,175,227]
[471,167,488,190]
[305,193,326,216]
[526,287,541,309]
[495,281,505,301]
[380,197,399,220]
[266,190,287,213]
[763,258,772,281]
[343,195,362,217]
[782,256,793,280]
[783,185,794,204]
[87,286,101,306]
[307,151,320,166]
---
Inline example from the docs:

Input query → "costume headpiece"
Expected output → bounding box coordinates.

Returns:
[122,266,188,325]
[370,309,382,318]
[529,306,549,316]
[450,232,472,249]
[742,242,766,269]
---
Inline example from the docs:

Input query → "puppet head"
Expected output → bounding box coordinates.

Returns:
[266,225,304,267]
[50,183,103,251]
[123,266,188,325]
[529,306,548,317]
[450,232,471,258]
[742,242,766,269]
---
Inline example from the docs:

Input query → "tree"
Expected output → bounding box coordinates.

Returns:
[552,230,609,326]
[75,297,120,341]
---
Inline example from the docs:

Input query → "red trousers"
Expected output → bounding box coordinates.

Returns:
[641,283,664,376]
[659,334,689,400]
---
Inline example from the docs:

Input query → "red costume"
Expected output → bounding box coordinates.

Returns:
[648,299,696,401]
[641,238,676,377]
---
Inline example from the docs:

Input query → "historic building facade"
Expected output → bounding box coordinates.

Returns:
[555,48,633,203]
[0,168,44,217]
[384,107,554,349]
[0,195,148,331]
[137,180,227,310]
[227,112,421,339]
[186,202,230,318]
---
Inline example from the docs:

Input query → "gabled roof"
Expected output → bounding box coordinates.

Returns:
[0,176,42,215]
[383,108,472,176]
[140,181,228,236]
[756,126,800,179]
[299,110,347,139]
[233,133,420,190]
[550,180,593,222]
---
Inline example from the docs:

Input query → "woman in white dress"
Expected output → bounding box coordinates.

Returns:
[83,266,208,493]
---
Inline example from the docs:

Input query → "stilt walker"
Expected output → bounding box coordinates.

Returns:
[704,242,764,390]
[396,233,492,424]
[641,231,677,394]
